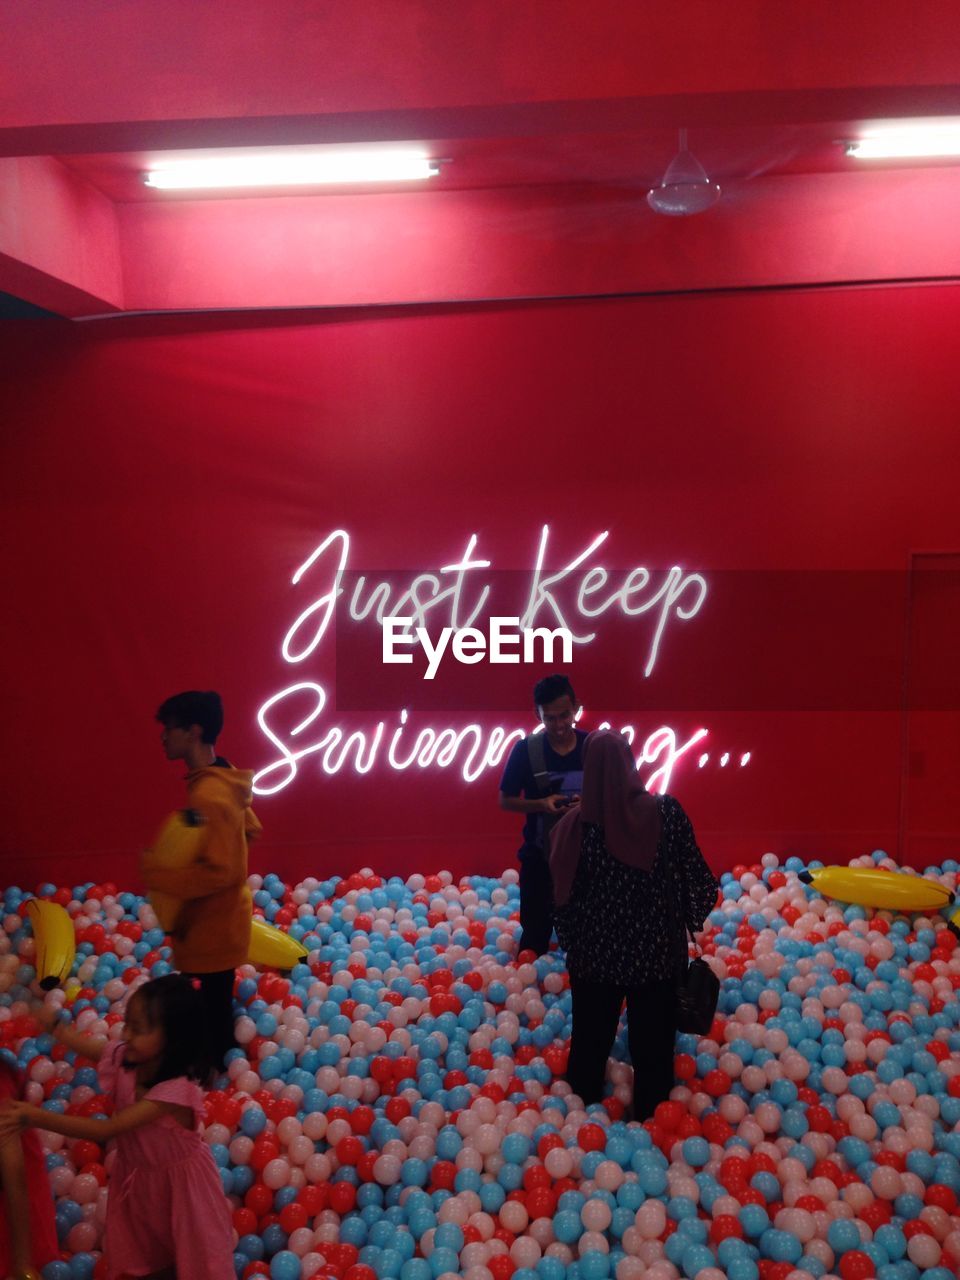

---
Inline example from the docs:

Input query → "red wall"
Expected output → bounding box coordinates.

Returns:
[1,284,958,889]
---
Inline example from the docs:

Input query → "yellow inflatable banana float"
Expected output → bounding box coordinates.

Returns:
[249,917,309,970]
[798,866,954,913]
[147,809,308,969]
[147,809,208,931]
[24,899,76,990]
[27,901,305,981]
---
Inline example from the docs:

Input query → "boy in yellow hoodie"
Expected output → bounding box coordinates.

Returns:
[142,690,261,1067]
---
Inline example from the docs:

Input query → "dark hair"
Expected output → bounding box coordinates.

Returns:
[127,974,215,1086]
[533,674,577,708]
[155,690,224,745]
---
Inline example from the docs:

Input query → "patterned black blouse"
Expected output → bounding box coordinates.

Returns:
[554,795,719,985]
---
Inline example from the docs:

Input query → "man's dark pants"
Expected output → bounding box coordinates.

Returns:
[518,847,554,956]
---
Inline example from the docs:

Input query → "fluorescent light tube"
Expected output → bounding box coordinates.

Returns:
[144,150,440,189]
[846,127,960,159]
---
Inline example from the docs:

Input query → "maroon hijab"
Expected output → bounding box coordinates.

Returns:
[549,729,662,907]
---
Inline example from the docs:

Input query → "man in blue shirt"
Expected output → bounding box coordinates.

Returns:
[499,674,587,955]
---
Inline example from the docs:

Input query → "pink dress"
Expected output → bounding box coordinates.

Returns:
[98,1040,234,1279]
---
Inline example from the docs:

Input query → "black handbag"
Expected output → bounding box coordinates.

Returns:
[666,842,720,1035]
[676,953,720,1035]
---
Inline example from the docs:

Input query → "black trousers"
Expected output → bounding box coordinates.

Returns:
[518,849,554,956]
[184,968,238,1070]
[566,974,677,1121]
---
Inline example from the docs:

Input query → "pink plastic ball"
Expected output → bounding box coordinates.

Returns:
[499,1201,529,1234]
[643,1264,678,1280]
[72,1173,100,1205]
[461,1244,491,1270]
[528,1218,555,1247]
[636,1201,666,1238]
[463,1268,493,1280]
[49,1165,75,1196]
[906,1234,941,1269]
[594,1160,625,1192]
[473,1123,501,1155]
[616,1259,646,1280]
[510,1236,541,1268]
[578,1231,609,1256]
[303,1152,331,1183]
[581,1198,613,1232]
[544,1146,573,1179]
[262,1157,291,1190]
[288,1226,314,1257]
[66,1221,99,1252]
[871,1166,901,1200]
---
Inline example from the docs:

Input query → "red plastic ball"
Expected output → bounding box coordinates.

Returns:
[385,1096,411,1123]
[233,1207,257,1236]
[328,1181,357,1214]
[719,1156,750,1188]
[525,1187,557,1218]
[299,1184,327,1215]
[578,1123,608,1151]
[430,1161,457,1191]
[710,1215,744,1243]
[654,1100,686,1131]
[343,1267,377,1280]
[489,1257,516,1280]
[335,1136,365,1166]
[807,1106,833,1134]
[522,1164,551,1192]
[903,1220,933,1240]
[279,1202,308,1233]
[70,1139,102,1167]
[702,1069,731,1098]
[839,1251,876,1280]
[925,1183,957,1213]
[244,1182,273,1217]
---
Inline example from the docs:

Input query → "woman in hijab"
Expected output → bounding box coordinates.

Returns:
[550,730,718,1121]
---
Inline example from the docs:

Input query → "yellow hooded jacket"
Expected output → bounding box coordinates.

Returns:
[142,764,262,972]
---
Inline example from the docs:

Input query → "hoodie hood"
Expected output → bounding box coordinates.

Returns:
[186,764,256,810]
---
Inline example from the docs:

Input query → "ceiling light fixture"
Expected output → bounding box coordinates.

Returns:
[845,125,960,159]
[647,129,721,217]
[144,149,440,189]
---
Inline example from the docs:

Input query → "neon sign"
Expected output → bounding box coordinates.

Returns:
[253,682,712,797]
[280,527,707,677]
[255,526,748,796]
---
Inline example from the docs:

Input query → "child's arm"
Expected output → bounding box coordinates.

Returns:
[0,1096,183,1145]
[34,1005,106,1062]
[0,1132,37,1277]
[51,1020,106,1062]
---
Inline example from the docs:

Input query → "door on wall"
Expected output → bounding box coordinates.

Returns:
[901,553,960,867]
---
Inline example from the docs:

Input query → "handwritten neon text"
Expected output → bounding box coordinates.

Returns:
[253,683,714,798]
[281,526,707,679]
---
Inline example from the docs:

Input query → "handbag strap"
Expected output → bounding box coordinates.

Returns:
[661,801,700,966]
[660,798,691,962]
[525,732,553,796]
[673,825,704,958]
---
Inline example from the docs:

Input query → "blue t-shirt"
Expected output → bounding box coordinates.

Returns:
[499,728,588,853]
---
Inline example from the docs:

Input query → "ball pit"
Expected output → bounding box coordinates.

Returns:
[3,848,960,1280]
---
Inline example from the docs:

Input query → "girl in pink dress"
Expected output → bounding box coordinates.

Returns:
[0,974,234,1280]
